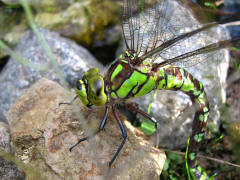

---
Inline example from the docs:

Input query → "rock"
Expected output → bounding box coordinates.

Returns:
[222,0,240,39]
[0,122,11,153]
[129,0,231,149]
[0,156,26,180]
[1,0,73,12]
[2,18,28,48]
[0,122,25,180]
[0,28,103,123]
[224,0,240,5]
[0,6,28,58]
[1,0,120,51]
[35,0,120,46]
[6,78,165,180]
[0,48,8,59]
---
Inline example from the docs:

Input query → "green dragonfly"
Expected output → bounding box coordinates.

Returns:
[60,0,240,179]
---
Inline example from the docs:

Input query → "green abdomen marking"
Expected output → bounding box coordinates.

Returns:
[134,76,156,97]
[109,61,157,99]
[156,66,210,176]
[117,70,147,98]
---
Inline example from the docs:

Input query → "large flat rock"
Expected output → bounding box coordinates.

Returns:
[6,78,165,180]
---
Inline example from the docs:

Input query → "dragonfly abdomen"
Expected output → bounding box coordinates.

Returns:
[156,66,210,177]
[156,66,209,120]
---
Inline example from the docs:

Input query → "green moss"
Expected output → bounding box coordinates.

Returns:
[44,7,54,13]
[80,0,120,45]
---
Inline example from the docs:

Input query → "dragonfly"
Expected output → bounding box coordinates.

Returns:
[60,0,240,179]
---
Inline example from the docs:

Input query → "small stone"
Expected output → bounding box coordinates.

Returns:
[0,122,11,153]
[0,122,25,180]
[0,157,26,180]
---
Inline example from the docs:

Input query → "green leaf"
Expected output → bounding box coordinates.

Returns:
[204,2,216,9]
[167,151,180,160]
[169,175,178,180]
[140,119,156,135]
[163,159,170,171]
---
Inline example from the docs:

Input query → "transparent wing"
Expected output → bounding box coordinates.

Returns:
[122,0,169,53]
[122,0,240,67]
[157,38,240,68]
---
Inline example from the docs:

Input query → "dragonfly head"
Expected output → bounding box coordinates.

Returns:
[125,50,137,60]
[76,68,107,108]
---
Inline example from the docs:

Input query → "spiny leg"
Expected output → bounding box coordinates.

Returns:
[125,103,158,147]
[59,95,78,106]
[109,104,127,167]
[69,105,109,152]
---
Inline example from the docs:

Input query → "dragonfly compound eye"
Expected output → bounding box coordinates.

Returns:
[94,79,103,96]
[75,79,89,106]
[76,80,83,90]
[88,76,107,106]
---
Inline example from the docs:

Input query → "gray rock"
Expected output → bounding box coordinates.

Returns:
[0,157,26,180]
[1,0,74,12]
[0,28,103,123]
[0,122,11,153]
[224,0,240,5]
[129,0,231,149]
[0,123,25,180]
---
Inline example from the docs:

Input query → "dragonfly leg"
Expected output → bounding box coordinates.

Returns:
[69,105,109,151]
[59,95,78,106]
[109,104,127,167]
[125,103,158,146]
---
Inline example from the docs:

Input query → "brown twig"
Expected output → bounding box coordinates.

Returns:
[163,149,240,168]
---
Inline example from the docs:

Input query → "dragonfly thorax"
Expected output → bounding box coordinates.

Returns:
[76,68,107,107]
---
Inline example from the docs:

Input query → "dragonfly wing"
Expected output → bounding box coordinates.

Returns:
[122,0,207,56]
[122,0,172,55]
[122,0,143,51]
[158,38,240,68]
[123,0,239,67]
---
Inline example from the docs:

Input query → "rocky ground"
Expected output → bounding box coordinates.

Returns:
[0,0,240,179]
